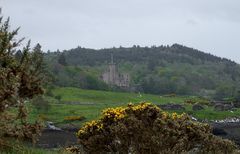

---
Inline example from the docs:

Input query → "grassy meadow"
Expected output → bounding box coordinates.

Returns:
[28,87,240,127]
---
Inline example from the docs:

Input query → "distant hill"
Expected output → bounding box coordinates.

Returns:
[63,44,236,66]
[44,44,240,99]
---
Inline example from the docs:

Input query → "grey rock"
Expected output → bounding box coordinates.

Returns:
[214,103,234,111]
[192,104,204,111]
[158,104,185,111]
[46,121,62,131]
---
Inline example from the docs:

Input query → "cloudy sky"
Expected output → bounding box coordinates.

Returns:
[1,0,240,63]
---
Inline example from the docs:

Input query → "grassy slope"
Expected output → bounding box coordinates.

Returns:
[54,87,186,103]
[28,87,240,127]
[29,87,186,126]
[12,87,240,154]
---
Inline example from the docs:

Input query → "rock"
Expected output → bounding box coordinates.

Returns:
[192,104,204,111]
[190,116,198,121]
[233,101,240,108]
[214,103,234,111]
[158,104,185,111]
[213,117,240,123]
[211,101,234,111]
[46,121,62,131]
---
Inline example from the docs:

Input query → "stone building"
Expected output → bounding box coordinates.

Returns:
[101,54,130,88]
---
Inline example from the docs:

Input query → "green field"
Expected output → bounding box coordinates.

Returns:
[28,87,240,127]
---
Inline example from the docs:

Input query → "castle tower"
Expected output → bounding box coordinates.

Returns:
[108,53,116,85]
[101,53,130,89]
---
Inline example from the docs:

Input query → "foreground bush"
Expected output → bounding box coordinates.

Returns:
[0,17,45,151]
[77,102,238,154]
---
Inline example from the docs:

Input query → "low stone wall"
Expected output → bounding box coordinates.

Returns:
[37,129,78,148]
[212,122,240,146]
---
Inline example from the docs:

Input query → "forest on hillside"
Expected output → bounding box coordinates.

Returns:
[44,44,240,100]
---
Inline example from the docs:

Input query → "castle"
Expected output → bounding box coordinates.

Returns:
[101,54,130,88]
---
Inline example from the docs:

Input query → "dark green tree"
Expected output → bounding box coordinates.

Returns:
[214,85,234,100]
[58,53,67,66]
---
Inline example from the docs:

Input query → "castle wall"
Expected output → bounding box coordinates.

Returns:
[101,64,130,88]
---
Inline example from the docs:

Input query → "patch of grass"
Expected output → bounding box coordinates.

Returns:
[192,107,240,120]
[27,87,240,126]
[52,87,187,104]
[0,140,65,154]
[28,87,188,126]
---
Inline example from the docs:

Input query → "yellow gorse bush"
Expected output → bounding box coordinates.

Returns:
[77,120,103,137]
[161,111,186,121]
[102,106,126,121]
[161,111,169,119]
[171,112,186,120]
[78,102,154,137]
[78,102,188,138]
[128,102,153,111]
[76,102,237,154]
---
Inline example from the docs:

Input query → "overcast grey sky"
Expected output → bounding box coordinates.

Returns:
[1,0,240,63]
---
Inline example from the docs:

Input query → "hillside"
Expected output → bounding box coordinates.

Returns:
[44,44,240,99]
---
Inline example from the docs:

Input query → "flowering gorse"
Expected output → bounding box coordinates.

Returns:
[75,102,237,154]
[77,120,103,137]
[128,102,152,111]
[102,106,126,121]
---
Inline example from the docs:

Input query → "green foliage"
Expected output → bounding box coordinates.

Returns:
[50,64,109,91]
[58,53,67,66]
[0,140,67,154]
[45,87,54,97]
[184,97,211,106]
[0,17,45,150]
[141,75,177,94]
[76,103,237,153]
[214,84,235,100]
[55,95,62,101]
[44,44,240,98]
[31,96,50,112]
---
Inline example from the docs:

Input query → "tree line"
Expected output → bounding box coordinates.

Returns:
[45,44,240,100]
